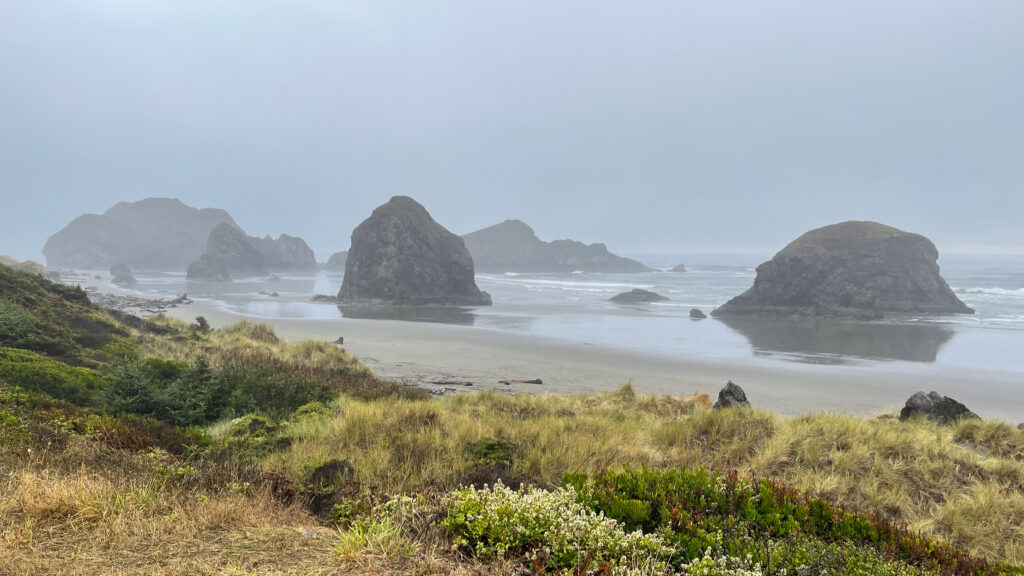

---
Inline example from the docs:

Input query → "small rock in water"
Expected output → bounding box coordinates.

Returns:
[713,380,750,409]
[609,288,669,304]
[334,337,345,345]
[690,308,707,320]
[898,391,979,425]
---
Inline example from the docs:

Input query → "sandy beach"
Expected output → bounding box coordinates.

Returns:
[158,298,1024,423]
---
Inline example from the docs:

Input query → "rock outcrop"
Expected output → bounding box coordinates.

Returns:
[44,198,239,269]
[671,264,688,273]
[711,221,973,319]
[462,219,651,273]
[109,263,137,286]
[713,381,750,409]
[187,224,266,281]
[338,196,491,306]
[690,308,707,319]
[899,391,979,425]
[250,234,316,270]
[609,289,669,304]
[325,250,348,272]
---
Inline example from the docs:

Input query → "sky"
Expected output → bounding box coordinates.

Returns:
[1,0,1022,264]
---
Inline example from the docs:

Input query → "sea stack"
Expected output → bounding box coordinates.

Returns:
[186,223,267,281]
[338,196,491,306]
[711,221,973,319]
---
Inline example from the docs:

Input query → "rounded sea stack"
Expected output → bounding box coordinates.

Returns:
[338,196,491,306]
[711,221,973,319]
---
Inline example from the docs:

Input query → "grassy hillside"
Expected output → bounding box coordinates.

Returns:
[1,262,1022,575]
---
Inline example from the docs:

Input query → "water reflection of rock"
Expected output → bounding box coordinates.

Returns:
[337,304,477,326]
[716,316,955,364]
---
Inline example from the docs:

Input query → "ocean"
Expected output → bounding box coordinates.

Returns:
[90,254,1024,378]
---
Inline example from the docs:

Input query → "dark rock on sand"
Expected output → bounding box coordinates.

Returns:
[463,219,651,273]
[339,196,491,306]
[899,391,979,425]
[311,294,338,303]
[44,197,239,269]
[713,380,750,409]
[325,250,348,271]
[690,308,707,319]
[712,221,973,319]
[609,288,669,304]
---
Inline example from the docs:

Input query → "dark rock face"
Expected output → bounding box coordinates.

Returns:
[339,196,491,306]
[712,221,973,319]
[713,381,750,409]
[187,224,266,281]
[463,219,651,273]
[109,263,132,277]
[899,391,979,425]
[251,234,316,270]
[325,250,348,271]
[609,288,669,304]
[690,308,707,319]
[44,198,239,269]
[671,264,688,273]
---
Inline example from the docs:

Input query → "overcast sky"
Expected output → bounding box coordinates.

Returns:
[2,0,1022,263]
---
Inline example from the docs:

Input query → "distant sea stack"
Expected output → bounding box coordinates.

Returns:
[339,196,491,306]
[186,224,315,281]
[711,221,973,319]
[43,198,239,269]
[462,219,650,273]
[325,250,348,272]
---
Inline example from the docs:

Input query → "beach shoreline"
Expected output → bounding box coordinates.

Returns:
[157,297,1024,423]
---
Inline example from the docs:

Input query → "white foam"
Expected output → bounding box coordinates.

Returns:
[956,287,1024,297]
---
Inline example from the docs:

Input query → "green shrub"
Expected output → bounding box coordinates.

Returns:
[216,362,338,419]
[443,481,672,572]
[0,347,105,406]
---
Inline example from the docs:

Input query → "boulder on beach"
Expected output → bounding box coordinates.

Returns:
[690,308,707,319]
[462,219,651,273]
[711,221,973,319]
[713,381,750,409]
[338,196,492,306]
[899,391,979,425]
[609,288,669,304]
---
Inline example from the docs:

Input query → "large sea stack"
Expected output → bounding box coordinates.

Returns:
[43,198,238,269]
[187,224,267,281]
[712,221,973,319]
[463,219,650,273]
[339,196,491,306]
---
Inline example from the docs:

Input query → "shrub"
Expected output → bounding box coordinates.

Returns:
[0,347,105,406]
[443,481,672,572]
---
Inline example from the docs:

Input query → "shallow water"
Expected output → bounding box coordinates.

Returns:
[69,253,1024,377]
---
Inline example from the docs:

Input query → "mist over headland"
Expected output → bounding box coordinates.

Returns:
[2,0,1023,262]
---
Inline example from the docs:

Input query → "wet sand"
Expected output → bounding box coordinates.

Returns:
[161,299,1024,423]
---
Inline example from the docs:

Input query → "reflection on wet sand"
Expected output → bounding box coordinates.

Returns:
[337,304,478,326]
[716,316,956,364]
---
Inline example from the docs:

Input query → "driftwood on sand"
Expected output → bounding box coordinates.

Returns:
[498,378,543,385]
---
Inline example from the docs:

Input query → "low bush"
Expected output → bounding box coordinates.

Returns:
[0,347,105,406]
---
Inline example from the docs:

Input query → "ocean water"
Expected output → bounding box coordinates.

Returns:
[83,254,1024,375]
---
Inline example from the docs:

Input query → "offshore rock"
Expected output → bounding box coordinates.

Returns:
[251,234,316,270]
[44,197,238,269]
[339,196,491,306]
[899,391,979,425]
[463,219,650,273]
[109,263,137,286]
[609,288,669,304]
[186,224,266,281]
[671,264,688,272]
[713,381,750,409]
[325,250,348,271]
[712,221,973,319]
[690,308,707,319]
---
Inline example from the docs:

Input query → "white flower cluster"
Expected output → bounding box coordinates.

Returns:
[447,481,673,571]
[676,549,770,576]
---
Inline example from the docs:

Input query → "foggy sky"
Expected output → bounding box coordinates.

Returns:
[2,1,1022,264]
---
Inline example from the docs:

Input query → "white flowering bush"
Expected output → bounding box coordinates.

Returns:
[675,549,765,576]
[443,481,673,571]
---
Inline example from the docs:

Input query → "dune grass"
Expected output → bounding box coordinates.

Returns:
[266,385,1024,565]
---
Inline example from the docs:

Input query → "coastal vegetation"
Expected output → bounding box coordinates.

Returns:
[1,263,1023,574]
